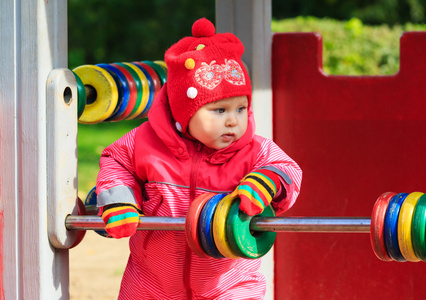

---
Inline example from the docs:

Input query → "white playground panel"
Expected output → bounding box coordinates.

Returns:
[0,0,274,299]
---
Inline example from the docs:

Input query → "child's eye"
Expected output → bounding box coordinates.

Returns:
[237,106,247,113]
[215,108,226,114]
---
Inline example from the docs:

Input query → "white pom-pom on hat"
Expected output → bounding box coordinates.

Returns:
[187,87,198,99]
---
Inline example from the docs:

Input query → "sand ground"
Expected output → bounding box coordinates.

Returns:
[70,231,130,300]
[69,226,274,299]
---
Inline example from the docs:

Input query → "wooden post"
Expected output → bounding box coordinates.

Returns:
[216,0,273,139]
[216,1,274,299]
[0,0,70,298]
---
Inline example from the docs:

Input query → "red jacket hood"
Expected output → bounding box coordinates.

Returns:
[147,83,256,164]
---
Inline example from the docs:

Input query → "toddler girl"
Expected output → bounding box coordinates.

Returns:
[96,18,302,299]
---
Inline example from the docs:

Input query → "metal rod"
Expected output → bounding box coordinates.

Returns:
[65,215,371,233]
[251,216,371,233]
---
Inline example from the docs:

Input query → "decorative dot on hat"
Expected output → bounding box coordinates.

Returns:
[185,58,195,70]
[187,87,198,99]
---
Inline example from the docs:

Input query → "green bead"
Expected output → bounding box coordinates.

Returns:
[114,62,143,119]
[142,60,167,86]
[412,194,426,261]
[73,71,86,119]
[226,199,276,259]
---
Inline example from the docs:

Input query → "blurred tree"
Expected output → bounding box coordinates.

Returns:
[68,1,426,69]
[272,17,426,75]
[272,0,426,25]
[68,0,215,68]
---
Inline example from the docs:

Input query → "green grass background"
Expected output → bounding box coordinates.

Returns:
[78,119,144,198]
[77,17,426,199]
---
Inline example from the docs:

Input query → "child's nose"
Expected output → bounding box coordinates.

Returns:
[226,113,238,126]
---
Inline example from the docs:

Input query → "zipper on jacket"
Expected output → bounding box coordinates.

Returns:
[185,142,203,299]
[189,142,203,201]
[142,197,164,250]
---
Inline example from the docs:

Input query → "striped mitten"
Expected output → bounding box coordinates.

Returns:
[101,203,142,239]
[230,169,281,216]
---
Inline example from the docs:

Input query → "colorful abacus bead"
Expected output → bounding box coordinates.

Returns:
[72,71,87,119]
[73,65,118,124]
[226,199,276,259]
[370,192,396,261]
[384,193,408,262]
[185,193,216,258]
[114,62,144,120]
[153,60,168,76]
[397,192,423,262]
[412,194,426,261]
[198,194,227,259]
[137,61,162,100]
[110,63,138,121]
[74,60,167,122]
[96,63,130,121]
[84,186,109,238]
[122,62,150,119]
[212,195,241,259]
[69,197,88,248]
[142,60,167,86]
[131,62,156,118]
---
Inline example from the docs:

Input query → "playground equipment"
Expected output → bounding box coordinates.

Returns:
[66,190,426,263]
[272,31,426,299]
[3,0,426,299]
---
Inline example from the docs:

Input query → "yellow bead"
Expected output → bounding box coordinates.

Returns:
[185,58,195,70]
[398,192,423,262]
[212,195,240,259]
[122,63,150,119]
[153,60,168,74]
[73,65,118,124]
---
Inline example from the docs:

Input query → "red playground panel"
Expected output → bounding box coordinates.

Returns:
[272,32,426,299]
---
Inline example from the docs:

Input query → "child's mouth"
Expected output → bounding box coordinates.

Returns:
[222,133,235,142]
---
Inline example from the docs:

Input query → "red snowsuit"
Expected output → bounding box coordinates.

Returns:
[96,85,302,299]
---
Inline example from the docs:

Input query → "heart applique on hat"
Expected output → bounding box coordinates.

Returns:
[195,59,246,90]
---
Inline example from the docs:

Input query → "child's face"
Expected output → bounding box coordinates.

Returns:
[188,96,249,150]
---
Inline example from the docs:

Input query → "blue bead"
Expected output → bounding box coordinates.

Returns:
[96,63,130,121]
[131,63,155,116]
[85,186,110,238]
[199,194,227,258]
[384,193,408,261]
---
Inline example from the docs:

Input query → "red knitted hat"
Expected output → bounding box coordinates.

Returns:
[165,18,252,134]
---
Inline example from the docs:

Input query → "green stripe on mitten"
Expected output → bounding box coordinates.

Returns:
[230,169,281,216]
[101,203,142,238]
